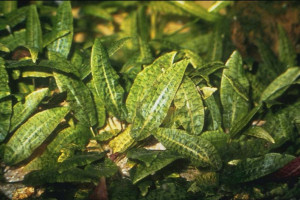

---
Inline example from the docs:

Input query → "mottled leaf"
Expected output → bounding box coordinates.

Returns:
[47,1,73,58]
[109,125,135,153]
[10,88,49,132]
[259,67,300,103]
[245,126,275,144]
[84,158,118,178]
[0,58,10,100]
[91,38,127,119]
[108,37,131,57]
[0,29,26,51]
[43,29,70,48]
[54,73,97,127]
[25,5,42,63]
[4,6,28,28]
[0,97,12,142]
[153,128,222,170]
[24,124,91,171]
[183,49,203,69]
[174,76,205,135]
[4,107,69,165]
[127,148,161,167]
[222,153,295,183]
[131,59,189,140]
[220,51,250,131]
[126,51,177,122]
[132,150,182,184]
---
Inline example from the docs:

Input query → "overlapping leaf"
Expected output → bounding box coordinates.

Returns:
[10,88,49,132]
[126,51,177,122]
[174,76,205,135]
[131,59,189,140]
[4,107,69,165]
[278,25,297,68]
[91,38,127,119]
[222,153,295,183]
[0,98,12,142]
[0,58,10,100]
[153,128,222,170]
[220,51,250,131]
[109,125,135,153]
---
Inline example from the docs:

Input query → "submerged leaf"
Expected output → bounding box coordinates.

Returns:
[153,128,222,170]
[4,107,69,165]
[174,76,205,135]
[25,5,42,63]
[0,58,10,100]
[131,59,189,140]
[245,126,275,144]
[220,51,250,131]
[109,125,135,153]
[10,88,49,132]
[278,25,297,68]
[91,38,127,119]
[222,153,295,183]
[126,51,177,123]
[0,98,12,142]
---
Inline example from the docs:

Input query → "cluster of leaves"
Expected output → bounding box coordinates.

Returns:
[0,1,300,199]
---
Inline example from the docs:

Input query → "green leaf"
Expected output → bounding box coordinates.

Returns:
[278,25,297,68]
[153,128,222,170]
[229,104,262,138]
[183,49,203,69]
[4,107,69,165]
[91,38,127,119]
[0,58,10,100]
[170,1,220,22]
[54,73,97,127]
[259,67,300,103]
[24,124,91,171]
[131,150,182,184]
[22,71,52,78]
[47,1,73,58]
[245,126,275,144]
[199,130,229,157]
[43,29,70,48]
[207,20,225,61]
[220,51,250,131]
[4,6,28,28]
[0,43,10,53]
[174,76,205,135]
[131,59,189,140]
[25,5,42,63]
[0,97,12,142]
[208,1,232,13]
[0,1,17,14]
[126,51,177,123]
[0,29,26,51]
[222,153,295,183]
[109,125,136,153]
[108,37,131,57]
[58,153,105,173]
[84,158,119,178]
[10,88,49,132]
[81,5,113,21]
[127,148,161,167]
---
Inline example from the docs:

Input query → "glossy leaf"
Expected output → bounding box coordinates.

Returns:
[25,5,42,63]
[222,153,295,183]
[153,128,222,170]
[54,73,97,127]
[220,51,250,131]
[10,88,49,132]
[47,1,73,58]
[132,150,182,184]
[0,58,10,100]
[109,125,135,153]
[245,126,275,144]
[174,76,205,135]
[43,29,70,48]
[131,59,189,140]
[24,124,91,171]
[259,67,300,103]
[278,25,297,68]
[4,107,69,165]
[91,38,127,119]
[126,51,177,122]
[170,1,220,22]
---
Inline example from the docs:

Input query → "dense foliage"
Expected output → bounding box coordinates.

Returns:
[0,1,300,199]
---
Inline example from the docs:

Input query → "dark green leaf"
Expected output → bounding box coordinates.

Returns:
[222,153,295,183]
[0,97,12,142]
[0,29,26,51]
[10,88,49,132]
[4,107,69,165]
[245,126,275,144]
[84,158,118,178]
[220,51,250,131]
[278,25,297,68]
[0,58,10,100]
[127,148,161,167]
